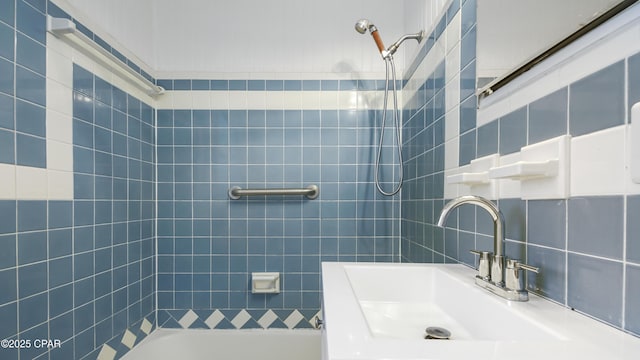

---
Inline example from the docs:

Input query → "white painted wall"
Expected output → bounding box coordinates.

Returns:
[477,0,623,79]
[150,0,405,77]
[62,0,156,70]
[58,0,427,77]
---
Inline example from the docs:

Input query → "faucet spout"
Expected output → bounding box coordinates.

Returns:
[437,195,538,301]
[437,195,504,258]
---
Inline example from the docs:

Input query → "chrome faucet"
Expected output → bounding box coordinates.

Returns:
[437,195,539,301]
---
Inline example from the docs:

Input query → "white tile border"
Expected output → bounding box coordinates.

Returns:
[571,125,627,196]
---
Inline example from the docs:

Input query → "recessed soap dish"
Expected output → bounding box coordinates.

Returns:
[251,272,280,294]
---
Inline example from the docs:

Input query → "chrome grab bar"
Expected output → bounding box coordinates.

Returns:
[228,185,319,200]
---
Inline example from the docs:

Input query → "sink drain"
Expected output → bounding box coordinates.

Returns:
[425,326,451,340]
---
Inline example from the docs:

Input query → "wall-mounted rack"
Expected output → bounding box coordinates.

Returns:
[46,16,165,97]
[228,185,319,200]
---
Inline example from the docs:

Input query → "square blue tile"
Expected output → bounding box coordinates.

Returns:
[0,129,14,164]
[0,0,15,27]
[570,61,624,136]
[0,93,14,130]
[0,234,15,270]
[629,195,640,264]
[458,129,476,166]
[18,291,47,330]
[499,106,527,155]
[15,66,45,106]
[284,80,302,91]
[0,268,16,305]
[476,120,497,157]
[15,99,44,137]
[17,200,45,231]
[528,87,567,144]
[0,22,14,61]
[229,80,246,91]
[460,60,475,103]
[173,79,190,91]
[48,229,72,259]
[0,302,17,340]
[568,196,623,259]
[499,198,526,241]
[17,230,46,264]
[527,200,566,249]
[15,32,44,75]
[210,80,227,91]
[48,256,72,288]
[568,253,622,327]
[266,80,284,91]
[626,264,640,335]
[460,25,476,69]
[191,79,209,90]
[18,261,46,298]
[73,65,93,97]
[16,0,45,44]
[23,0,45,14]
[461,0,476,35]
[0,57,14,96]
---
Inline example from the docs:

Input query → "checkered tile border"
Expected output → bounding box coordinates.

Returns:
[158,309,322,330]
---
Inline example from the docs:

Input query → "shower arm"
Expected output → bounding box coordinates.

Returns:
[384,31,425,58]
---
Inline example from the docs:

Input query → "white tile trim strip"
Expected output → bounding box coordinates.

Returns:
[155,90,395,110]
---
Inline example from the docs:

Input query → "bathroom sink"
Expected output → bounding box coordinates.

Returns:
[321,262,640,360]
[345,264,561,341]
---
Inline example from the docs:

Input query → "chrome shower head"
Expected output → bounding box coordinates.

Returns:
[354,19,386,55]
[355,19,371,34]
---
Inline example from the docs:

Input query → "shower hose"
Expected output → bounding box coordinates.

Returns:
[375,55,403,196]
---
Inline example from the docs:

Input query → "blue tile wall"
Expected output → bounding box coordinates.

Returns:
[0,0,48,168]
[401,1,640,339]
[157,106,400,325]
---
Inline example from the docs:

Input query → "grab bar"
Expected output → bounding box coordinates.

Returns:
[228,185,319,200]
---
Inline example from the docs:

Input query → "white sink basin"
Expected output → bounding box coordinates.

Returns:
[321,262,640,360]
[345,264,562,341]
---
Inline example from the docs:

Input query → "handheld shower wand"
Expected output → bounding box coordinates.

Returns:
[355,19,425,196]
[355,19,424,59]
[355,19,387,57]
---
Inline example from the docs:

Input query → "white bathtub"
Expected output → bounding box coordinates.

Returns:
[121,329,321,360]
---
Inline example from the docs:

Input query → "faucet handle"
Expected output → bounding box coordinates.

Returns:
[469,250,492,280]
[507,259,539,273]
[505,259,539,291]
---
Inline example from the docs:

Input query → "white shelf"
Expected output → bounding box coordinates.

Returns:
[488,159,558,180]
[446,172,489,185]
[488,135,571,199]
[447,154,499,199]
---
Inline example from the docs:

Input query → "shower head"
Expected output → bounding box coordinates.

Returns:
[355,19,371,34]
[354,19,387,56]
